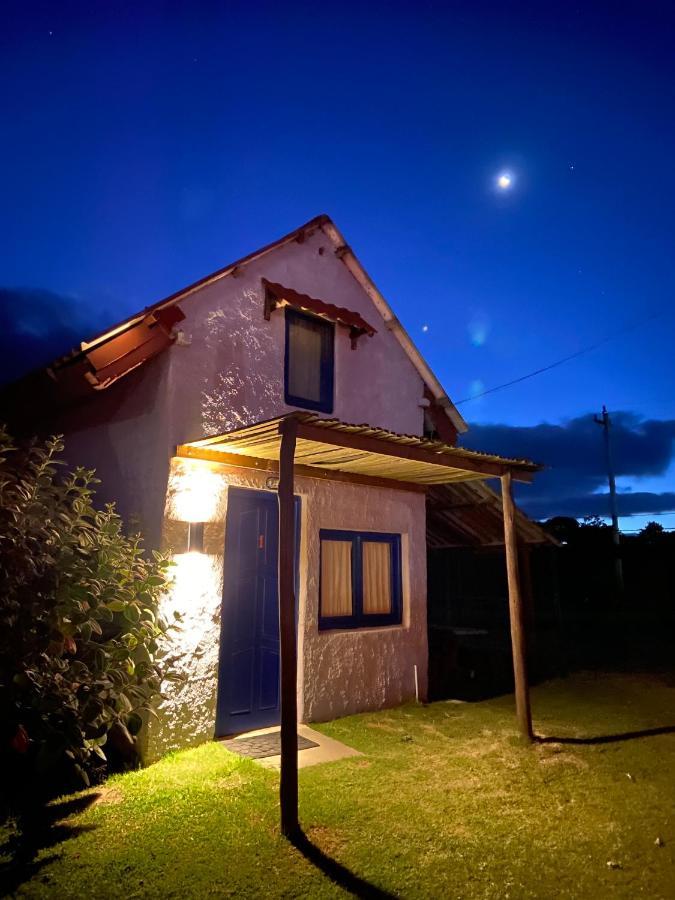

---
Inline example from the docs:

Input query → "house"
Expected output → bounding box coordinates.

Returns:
[1,215,543,773]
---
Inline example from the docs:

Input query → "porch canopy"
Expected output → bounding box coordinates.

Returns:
[177,412,542,838]
[177,411,539,486]
[427,481,556,549]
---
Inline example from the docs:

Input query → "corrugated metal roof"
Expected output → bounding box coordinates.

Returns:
[183,413,541,485]
[427,481,555,547]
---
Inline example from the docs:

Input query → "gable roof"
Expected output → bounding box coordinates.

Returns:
[21,215,468,433]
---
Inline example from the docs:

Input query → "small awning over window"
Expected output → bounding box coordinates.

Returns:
[262,279,377,347]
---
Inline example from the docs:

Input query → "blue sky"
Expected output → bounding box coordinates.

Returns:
[1,0,674,527]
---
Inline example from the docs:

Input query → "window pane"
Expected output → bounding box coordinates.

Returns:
[288,315,323,402]
[363,541,392,615]
[321,540,353,617]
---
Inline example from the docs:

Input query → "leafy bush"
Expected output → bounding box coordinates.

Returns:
[0,427,178,813]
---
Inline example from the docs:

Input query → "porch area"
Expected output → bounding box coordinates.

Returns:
[177,411,541,836]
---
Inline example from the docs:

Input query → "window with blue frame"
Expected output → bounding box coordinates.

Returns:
[284,307,334,413]
[319,530,402,630]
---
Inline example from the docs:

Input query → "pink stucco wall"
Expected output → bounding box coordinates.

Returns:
[164,224,426,445]
[146,459,427,761]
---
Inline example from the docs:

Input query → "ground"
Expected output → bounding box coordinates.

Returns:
[2,672,675,898]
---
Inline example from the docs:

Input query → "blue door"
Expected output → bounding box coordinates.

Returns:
[216,488,294,736]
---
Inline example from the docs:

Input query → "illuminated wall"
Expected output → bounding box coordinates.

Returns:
[144,459,229,761]
[144,457,428,762]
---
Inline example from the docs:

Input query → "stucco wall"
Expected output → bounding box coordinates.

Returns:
[52,354,173,550]
[163,224,427,445]
[145,457,428,762]
[298,477,428,723]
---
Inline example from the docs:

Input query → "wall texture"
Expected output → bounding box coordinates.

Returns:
[298,477,428,724]
[145,457,428,762]
[164,224,427,445]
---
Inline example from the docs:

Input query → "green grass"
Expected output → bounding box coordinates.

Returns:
[3,672,675,898]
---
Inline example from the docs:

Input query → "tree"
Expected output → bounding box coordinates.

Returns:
[0,427,179,815]
[580,514,611,531]
[542,516,580,544]
[637,520,666,543]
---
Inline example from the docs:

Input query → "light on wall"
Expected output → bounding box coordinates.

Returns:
[172,465,222,523]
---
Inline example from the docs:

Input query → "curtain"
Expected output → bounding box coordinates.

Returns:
[288,315,323,401]
[320,540,353,617]
[363,541,392,614]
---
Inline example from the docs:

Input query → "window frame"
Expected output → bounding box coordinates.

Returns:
[284,307,335,413]
[318,529,403,631]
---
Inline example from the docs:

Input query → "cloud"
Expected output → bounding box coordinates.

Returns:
[0,288,112,385]
[461,413,675,520]
[520,491,675,520]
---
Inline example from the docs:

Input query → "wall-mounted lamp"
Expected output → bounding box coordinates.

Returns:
[173,466,221,523]
[187,522,205,553]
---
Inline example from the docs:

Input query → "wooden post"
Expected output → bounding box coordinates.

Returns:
[278,417,299,837]
[501,470,533,742]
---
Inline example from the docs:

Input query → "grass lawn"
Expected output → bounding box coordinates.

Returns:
[2,671,675,898]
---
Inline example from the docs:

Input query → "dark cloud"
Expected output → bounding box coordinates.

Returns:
[0,288,111,385]
[520,491,675,520]
[461,413,675,520]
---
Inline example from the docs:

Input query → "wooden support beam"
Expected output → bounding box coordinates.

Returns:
[278,417,299,838]
[501,470,533,742]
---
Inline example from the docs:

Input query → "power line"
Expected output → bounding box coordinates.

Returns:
[456,307,666,405]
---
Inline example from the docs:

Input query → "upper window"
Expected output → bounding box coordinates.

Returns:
[319,530,402,630]
[284,308,334,413]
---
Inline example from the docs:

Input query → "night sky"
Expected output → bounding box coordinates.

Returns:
[2,1,674,528]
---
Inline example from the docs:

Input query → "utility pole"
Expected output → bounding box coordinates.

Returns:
[594,406,624,595]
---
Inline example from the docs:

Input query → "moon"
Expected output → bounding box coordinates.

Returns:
[497,172,512,189]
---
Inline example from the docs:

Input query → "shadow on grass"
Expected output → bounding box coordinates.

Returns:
[290,828,396,899]
[536,725,675,745]
[0,794,98,896]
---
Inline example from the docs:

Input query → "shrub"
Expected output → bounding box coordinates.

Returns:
[0,427,178,814]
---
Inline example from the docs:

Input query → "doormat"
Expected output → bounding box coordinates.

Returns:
[221,731,319,760]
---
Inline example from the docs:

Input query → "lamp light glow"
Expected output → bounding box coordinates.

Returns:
[173,466,221,522]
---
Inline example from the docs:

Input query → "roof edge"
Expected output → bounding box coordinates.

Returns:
[73,214,332,358]
[318,220,468,434]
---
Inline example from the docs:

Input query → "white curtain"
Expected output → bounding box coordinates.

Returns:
[321,540,353,617]
[363,542,392,614]
[288,315,322,401]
